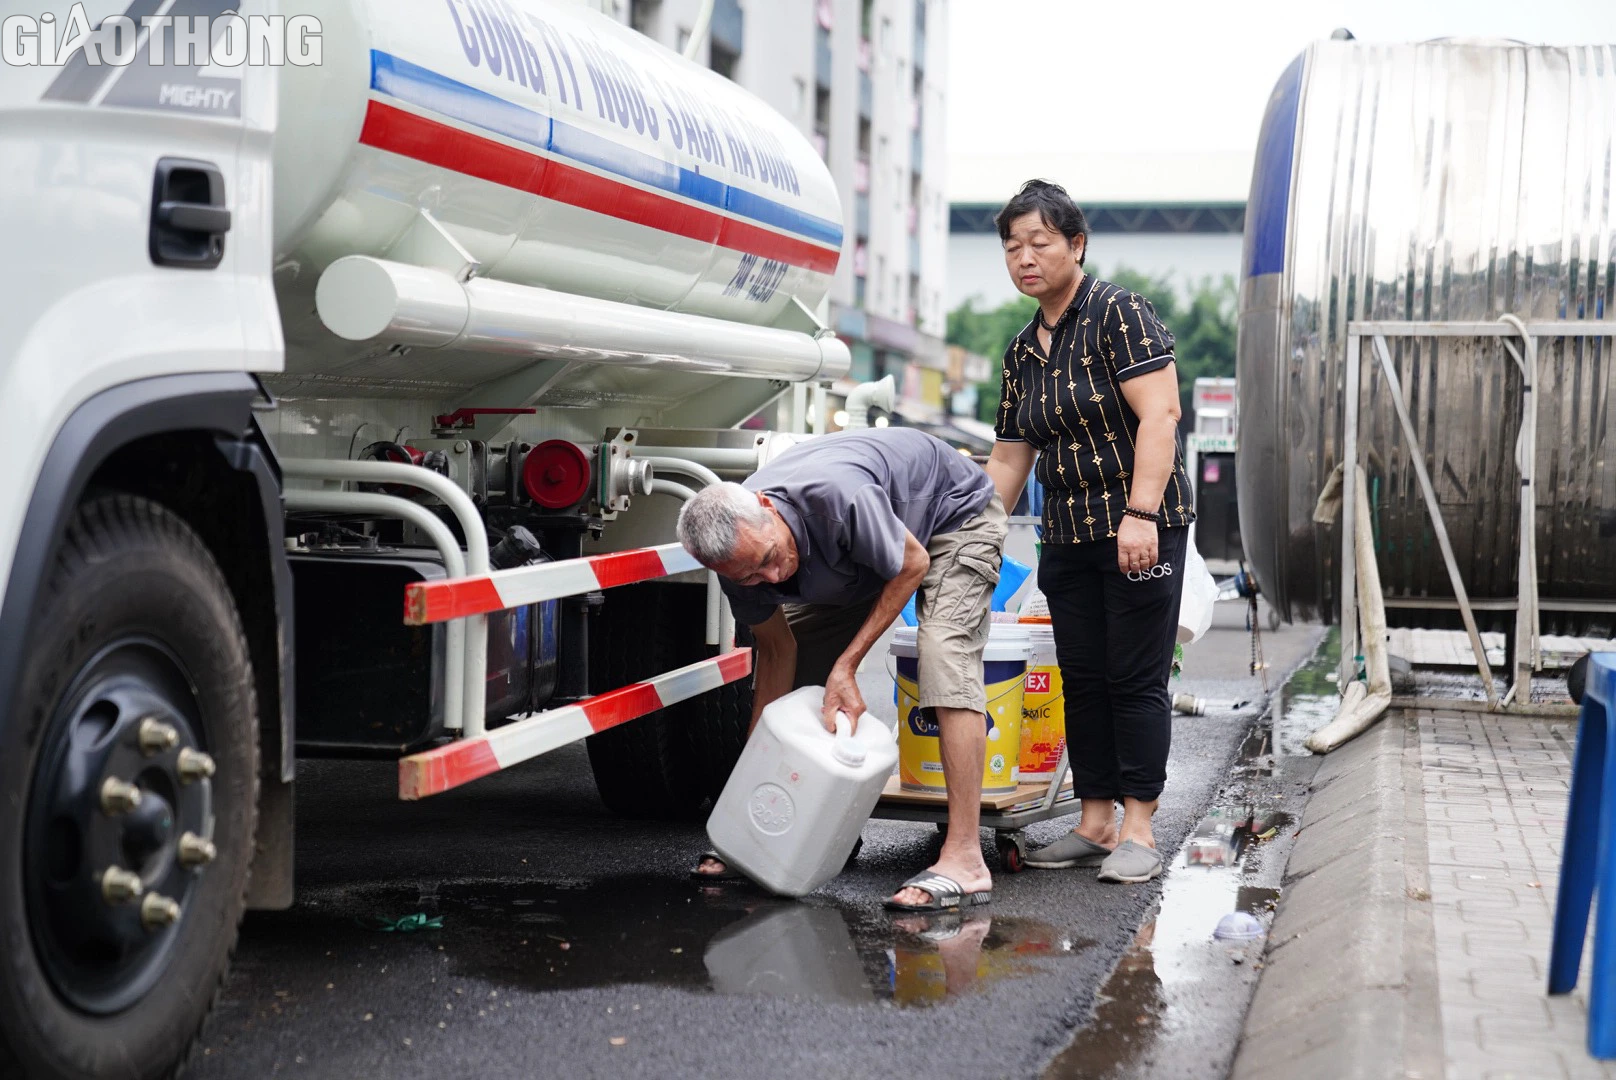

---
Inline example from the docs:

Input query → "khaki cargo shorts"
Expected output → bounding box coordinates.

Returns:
[782,494,1008,714]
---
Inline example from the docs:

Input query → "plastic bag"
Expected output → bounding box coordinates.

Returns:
[1016,586,1050,623]
[1176,545,1219,645]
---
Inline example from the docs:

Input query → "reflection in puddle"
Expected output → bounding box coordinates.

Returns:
[282,876,1089,1009]
[883,913,1091,1008]
[1269,626,1343,757]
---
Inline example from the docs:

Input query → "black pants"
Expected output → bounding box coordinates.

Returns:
[1039,527,1188,803]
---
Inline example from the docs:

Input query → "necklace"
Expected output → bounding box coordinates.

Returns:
[1038,274,1084,333]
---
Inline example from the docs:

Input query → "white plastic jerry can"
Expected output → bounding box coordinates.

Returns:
[706,685,898,897]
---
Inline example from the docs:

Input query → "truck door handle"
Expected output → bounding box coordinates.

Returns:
[157,201,232,235]
[150,158,229,269]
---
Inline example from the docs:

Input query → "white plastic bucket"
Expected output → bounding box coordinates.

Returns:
[890,625,1032,794]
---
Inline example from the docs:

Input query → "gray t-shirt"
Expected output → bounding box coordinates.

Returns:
[722,428,995,626]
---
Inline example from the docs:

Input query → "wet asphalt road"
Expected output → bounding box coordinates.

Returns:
[188,607,1325,1080]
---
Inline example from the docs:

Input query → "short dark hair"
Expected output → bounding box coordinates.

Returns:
[994,179,1089,266]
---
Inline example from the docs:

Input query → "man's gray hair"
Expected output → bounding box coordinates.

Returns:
[676,482,772,566]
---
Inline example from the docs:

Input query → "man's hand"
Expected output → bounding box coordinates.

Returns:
[1116,514,1159,576]
[814,530,927,735]
[821,661,867,734]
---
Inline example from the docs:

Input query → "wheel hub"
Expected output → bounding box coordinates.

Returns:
[120,787,176,869]
[24,639,215,1015]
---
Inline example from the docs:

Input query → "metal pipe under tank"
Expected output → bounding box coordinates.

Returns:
[315,256,851,383]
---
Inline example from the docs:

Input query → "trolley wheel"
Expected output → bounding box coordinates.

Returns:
[1266,605,1283,632]
[997,834,1028,873]
[845,837,864,867]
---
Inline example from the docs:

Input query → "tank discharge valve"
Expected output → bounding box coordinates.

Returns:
[522,440,593,510]
[598,443,654,515]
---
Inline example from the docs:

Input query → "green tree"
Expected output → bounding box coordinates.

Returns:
[947,266,1237,424]
[1104,267,1238,418]
[946,294,1038,358]
[946,294,1036,424]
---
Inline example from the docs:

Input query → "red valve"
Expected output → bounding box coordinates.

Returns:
[377,444,424,466]
[522,440,592,509]
[433,407,538,430]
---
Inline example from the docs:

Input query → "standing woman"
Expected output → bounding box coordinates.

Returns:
[983,180,1194,884]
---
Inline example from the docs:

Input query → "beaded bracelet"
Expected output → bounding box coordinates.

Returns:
[1122,505,1161,523]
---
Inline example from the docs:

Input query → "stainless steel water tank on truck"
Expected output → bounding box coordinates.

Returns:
[1236,38,1616,629]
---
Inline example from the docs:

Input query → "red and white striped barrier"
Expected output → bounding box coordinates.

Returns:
[398,648,752,799]
[404,542,702,625]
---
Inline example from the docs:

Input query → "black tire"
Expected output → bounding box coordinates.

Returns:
[584,583,708,820]
[675,619,755,803]
[0,496,259,1080]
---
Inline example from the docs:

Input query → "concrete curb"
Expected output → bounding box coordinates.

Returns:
[1231,711,1443,1080]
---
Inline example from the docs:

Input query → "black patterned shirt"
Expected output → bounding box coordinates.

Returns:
[994,276,1195,544]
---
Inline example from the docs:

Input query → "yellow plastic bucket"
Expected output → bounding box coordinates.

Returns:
[891,626,1030,795]
[1020,627,1066,778]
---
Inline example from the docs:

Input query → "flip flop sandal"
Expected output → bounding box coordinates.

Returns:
[883,871,993,913]
[689,851,747,882]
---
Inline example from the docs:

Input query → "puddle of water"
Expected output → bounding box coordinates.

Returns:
[282,876,1091,1009]
[1043,805,1283,1079]
[1267,626,1341,757]
[1041,625,1324,1080]
[1041,629,1336,1077]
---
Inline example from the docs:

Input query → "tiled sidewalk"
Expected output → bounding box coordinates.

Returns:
[1419,710,1615,1080]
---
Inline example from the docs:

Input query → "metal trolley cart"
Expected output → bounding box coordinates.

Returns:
[869,746,1078,873]
[866,509,1081,873]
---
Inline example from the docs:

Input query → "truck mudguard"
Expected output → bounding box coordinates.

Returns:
[0,372,293,783]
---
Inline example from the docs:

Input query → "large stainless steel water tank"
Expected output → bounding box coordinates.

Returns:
[1236,38,1616,627]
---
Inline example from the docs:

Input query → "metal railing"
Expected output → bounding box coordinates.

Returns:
[284,457,753,795]
[1340,318,1616,713]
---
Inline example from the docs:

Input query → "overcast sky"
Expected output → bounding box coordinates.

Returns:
[945,0,1616,203]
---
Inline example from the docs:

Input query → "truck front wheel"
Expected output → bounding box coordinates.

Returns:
[0,496,259,1080]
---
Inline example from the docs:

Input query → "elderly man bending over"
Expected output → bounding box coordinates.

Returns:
[676,427,1007,911]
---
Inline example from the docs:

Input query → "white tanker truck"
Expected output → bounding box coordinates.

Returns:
[0,2,849,1075]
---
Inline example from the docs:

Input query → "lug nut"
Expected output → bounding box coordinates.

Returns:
[176,748,216,783]
[101,867,144,904]
[140,892,182,930]
[100,777,143,814]
[137,717,180,755]
[177,833,217,868]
